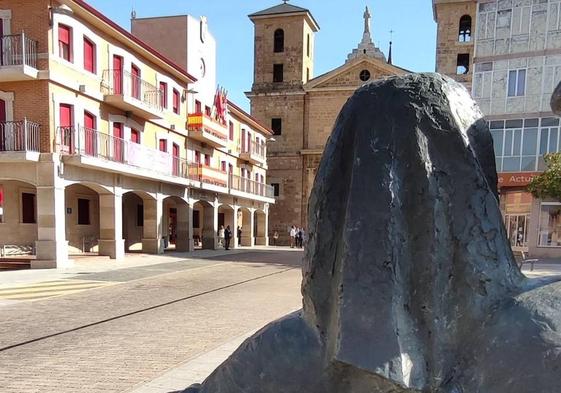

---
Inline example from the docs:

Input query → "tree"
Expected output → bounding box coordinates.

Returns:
[527,153,561,200]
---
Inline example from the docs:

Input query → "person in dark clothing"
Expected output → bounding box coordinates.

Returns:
[224,225,232,250]
[237,226,242,246]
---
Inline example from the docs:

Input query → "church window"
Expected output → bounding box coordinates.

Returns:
[307,34,310,57]
[273,64,284,83]
[456,54,470,75]
[271,118,282,135]
[359,69,371,82]
[271,183,280,197]
[459,15,472,42]
[274,29,284,53]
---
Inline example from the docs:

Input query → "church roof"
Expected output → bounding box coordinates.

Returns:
[249,2,320,30]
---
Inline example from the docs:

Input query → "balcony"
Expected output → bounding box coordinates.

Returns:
[240,139,267,165]
[0,33,39,81]
[101,69,163,119]
[229,174,275,200]
[187,114,229,148]
[0,119,41,161]
[56,126,196,184]
[189,164,228,188]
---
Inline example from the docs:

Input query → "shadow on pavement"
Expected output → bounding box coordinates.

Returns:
[201,249,304,267]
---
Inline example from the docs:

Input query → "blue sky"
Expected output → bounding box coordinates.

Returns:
[87,0,437,110]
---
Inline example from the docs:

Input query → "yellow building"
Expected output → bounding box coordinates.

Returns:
[0,0,274,268]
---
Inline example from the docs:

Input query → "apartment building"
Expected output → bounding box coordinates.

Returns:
[434,0,561,257]
[0,0,274,268]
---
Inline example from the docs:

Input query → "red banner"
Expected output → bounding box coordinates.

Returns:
[497,172,540,188]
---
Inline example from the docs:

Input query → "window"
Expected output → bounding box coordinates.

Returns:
[307,34,310,57]
[131,64,141,99]
[538,203,561,247]
[273,64,284,83]
[195,100,202,114]
[456,54,469,75]
[272,183,280,197]
[21,192,36,224]
[204,154,210,166]
[173,89,180,115]
[205,105,211,116]
[274,29,284,53]
[159,82,168,109]
[271,118,282,135]
[0,185,3,223]
[221,160,227,172]
[83,37,96,73]
[159,138,167,152]
[58,24,72,62]
[77,198,90,225]
[359,69,371,81]
[229,121,234,141]
[131,129,140,144]
[172,143,180,176]
[508,69,526,97]
[195,150,200,164]
[306,67,310,82]
[459,15,472,42]
[137,204,143,226]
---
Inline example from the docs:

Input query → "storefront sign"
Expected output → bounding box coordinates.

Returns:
[497,172,540,188]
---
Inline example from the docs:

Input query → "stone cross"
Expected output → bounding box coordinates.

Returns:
[364,6,371,35]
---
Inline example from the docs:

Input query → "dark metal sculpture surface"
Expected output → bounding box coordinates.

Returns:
[185,73,561,393]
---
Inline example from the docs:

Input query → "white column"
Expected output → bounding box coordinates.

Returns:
[241,208,255,247]
[188,202,195,252]
[202,200,218,250]
[231,205,239,249]
[142,195,164,254]
[35,185,68,268]
[98,191,125,259]
[175,201,190,252]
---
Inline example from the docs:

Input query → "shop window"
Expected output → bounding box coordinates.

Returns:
[229,121,234,140]
[83,36,96,73]
[504,213,529,248]
[159,82,168,109]
[173,89,180,115]
[272,183,280,197]
[137,204,143,227]
[58,24,72,62]
[274,29,284,53]
[538,203,561,247]
[459,15,472,42]
[456,54,469,75]
[508,69,526,97]
[273,64,283,83]
[193,210,200,229]
[271,118,282,135]
[77,198,90,225]
[21,192,36,224]
[0,184,3,223]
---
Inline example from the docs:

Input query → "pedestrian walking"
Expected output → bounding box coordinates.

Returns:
[237,226,242,246]
[224,225,232,250]
[297,227,303,248]
[218,225,225,248]
[289,225,296,248]
[273,231,279,246]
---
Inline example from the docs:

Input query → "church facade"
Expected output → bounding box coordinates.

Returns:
[248,3,407,244]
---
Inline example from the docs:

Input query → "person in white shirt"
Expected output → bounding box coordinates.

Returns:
[289,225,296,248]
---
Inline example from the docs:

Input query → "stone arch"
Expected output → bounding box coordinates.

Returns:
[163,195,190,252]
[254,209,268,246]
[0,178,37,252]
[122,190,158,253]
[193,200,217,249]
[237,207,253,247]
[218,204,236,249]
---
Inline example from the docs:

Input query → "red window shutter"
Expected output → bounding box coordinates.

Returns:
[83,37,95,73]
[59,104,73,127]
[58,25,72,61]
[113,122,123,138]
[221,161,226,172]
[0,186,3,206]
[159,82,168,108]
[173,89,180,114]
[195,151,200,164]
[59,25,70,44]
[229,121,234,140]
[205,106,211,116]
[131,64,141,99]
[195,100,202,114]
[159,139,167,152]
[204,154,210,166]
[131,129,140,143]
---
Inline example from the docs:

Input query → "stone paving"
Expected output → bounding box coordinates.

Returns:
[0,249,303,393]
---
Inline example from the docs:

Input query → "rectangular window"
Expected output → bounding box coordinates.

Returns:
[159,138,167,153]
[58,24,72,62]
[137,204,143,227]
[205,106,211,117]
[83,37,96,73]
[204,154,210,166]
[173,89,180,114]
[172,143,180,176]
[229,121,234,141]
[195,100,202,114]
[159,82,168,109]
[131,64,141,99]
[538,203,561,247]
[77,198,90,225]
[456,54,469,75]
[271,118,282,135]
[307,34,310,57]
[508,69,526,97]
[131,129,140,144]
[272,182,280,197]
[195,150,200,164]
[21,192,36,224]
[221,160,227,172]
[273,64,284,83]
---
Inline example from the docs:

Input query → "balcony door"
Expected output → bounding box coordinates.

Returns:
[131,64,141,100]
[113,122,123,162]
[59,104,73,153]
[172,143,180,176]
[83,111,96,156]
[0,98,6,151]
[113,55,123,95]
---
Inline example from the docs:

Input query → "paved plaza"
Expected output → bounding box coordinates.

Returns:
[0,249,559,393]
